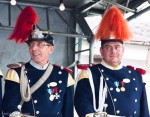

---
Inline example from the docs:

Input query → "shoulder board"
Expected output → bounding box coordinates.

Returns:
[126,65,134,69]
[7,62,26,69]
[53,64,72,73]
[136,68,146,75]
[127,65,146,75]
[77,64,95,69]
[78,70,89,81]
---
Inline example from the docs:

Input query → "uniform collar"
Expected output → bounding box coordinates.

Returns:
[30,60,50,70]
[101,60,122,70]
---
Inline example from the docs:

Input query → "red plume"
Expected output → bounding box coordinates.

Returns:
[95,6,132,42]
[8,6,38,43]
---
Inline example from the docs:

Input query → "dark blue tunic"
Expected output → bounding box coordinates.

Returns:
[0,73,3,117]
[2,62,74,117]
[74,64,149,117]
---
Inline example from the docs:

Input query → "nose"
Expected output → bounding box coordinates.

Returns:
[111,47,116,53]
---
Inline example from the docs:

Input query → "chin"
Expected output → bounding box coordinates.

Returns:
[32,59,40,63]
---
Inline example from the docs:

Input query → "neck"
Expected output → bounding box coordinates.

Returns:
[30,60,50,70]
[101,60,122,70]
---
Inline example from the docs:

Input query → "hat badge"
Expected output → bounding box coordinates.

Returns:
[31,29,44,39]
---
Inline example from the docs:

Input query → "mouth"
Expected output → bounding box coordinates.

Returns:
[32,52,41,57]
[33,53,39,55]
[110,56,116,58]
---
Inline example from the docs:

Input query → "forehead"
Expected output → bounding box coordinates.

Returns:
[102,42,123,47]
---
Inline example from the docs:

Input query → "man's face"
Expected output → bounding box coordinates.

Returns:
[100,41,124,67]
[28,41,54,66]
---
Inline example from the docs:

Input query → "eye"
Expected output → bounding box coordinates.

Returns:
[28,42,51,48]
[38,43,45,47]
[115,46,121,50]
[28,43,34,47]
[106,46,111,50]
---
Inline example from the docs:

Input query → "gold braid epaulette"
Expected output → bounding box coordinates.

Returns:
[78,70,89,81]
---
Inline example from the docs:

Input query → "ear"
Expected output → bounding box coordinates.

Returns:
[100,47,103,57]
[49,46,54,54]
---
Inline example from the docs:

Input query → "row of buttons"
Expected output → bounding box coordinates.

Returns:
[101,69,138,116]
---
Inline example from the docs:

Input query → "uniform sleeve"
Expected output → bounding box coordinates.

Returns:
[62,73,74,117]
[74,70,95,117]
[0,70,3,117]
[139,83,150,117]
[2,69,21,117]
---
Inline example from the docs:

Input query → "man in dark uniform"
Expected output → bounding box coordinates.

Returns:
[2,6,75,117]
[74,6,149,117]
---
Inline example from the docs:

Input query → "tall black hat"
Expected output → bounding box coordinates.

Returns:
[26,25,54,46]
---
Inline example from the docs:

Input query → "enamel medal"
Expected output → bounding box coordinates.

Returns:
[49,94,55,101]
[47,88,55,101]
[47,82,60,101]
[120,81,125,92]
[114,81,120,92]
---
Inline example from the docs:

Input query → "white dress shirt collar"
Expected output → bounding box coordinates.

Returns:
[30,60,50,70]
[101,60,123,70]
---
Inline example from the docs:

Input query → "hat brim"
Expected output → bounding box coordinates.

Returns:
[26,38,54,46]
[101,39,123,46]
